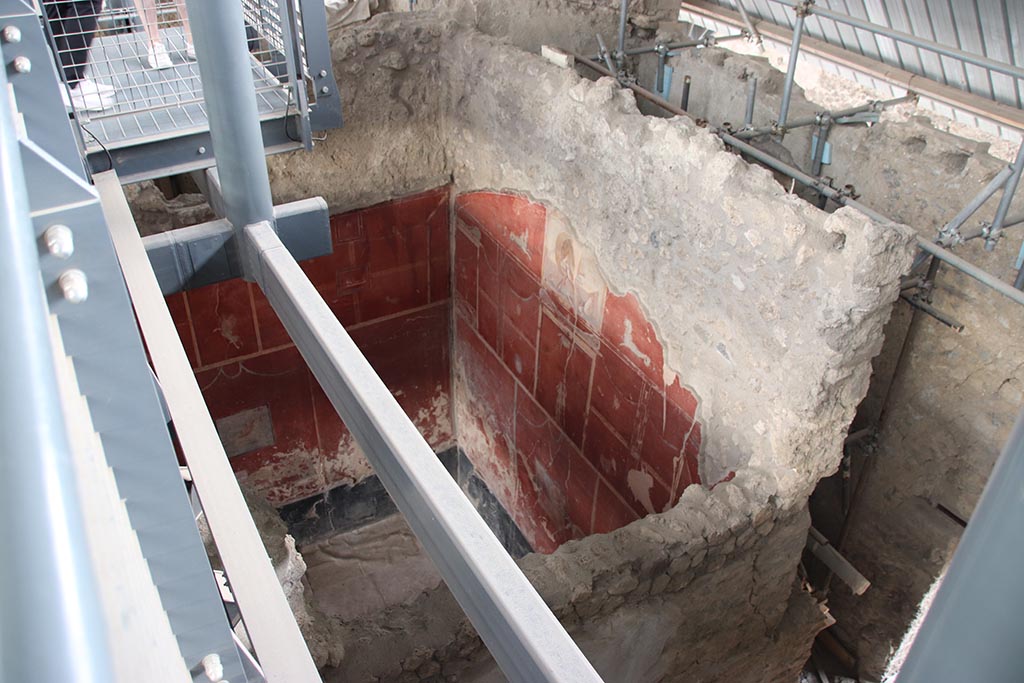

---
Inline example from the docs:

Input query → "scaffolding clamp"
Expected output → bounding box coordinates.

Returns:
[794,0,816,17]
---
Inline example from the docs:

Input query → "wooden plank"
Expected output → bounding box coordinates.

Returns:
[97,170,322,683]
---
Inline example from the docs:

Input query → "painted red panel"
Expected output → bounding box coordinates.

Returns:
[364,221,430,273]
[500,322,537,392]
[455,191,546,279]
[455,316,517,437]
[665,375,699,423]
[165,291,199,368]
[500,256,541,336]
[601,291,665,386]
[349,303,453,449]
[249,283,290,350]
[592,478,640,535]
[454,226,479,323]
[589,342,647,446]
[638,384,696,499]
[358,261,430,322]
[478,232,501,305]
[535,310,594,447]
[583,411,635,503]
[516,389,595,541]
[330,211,363,244]
[197,346,321,504]
[430,255,450,304]
[186,278,259,367]
[477,291,499,351]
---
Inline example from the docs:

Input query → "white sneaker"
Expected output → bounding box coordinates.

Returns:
[185,43,196,60]
[70,80,116,112]
[146,42,174,69]
[79,77,115,95]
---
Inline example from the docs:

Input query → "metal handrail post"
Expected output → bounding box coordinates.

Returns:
[0,62,113,683]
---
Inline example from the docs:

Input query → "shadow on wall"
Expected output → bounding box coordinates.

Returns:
[453,190,706,554]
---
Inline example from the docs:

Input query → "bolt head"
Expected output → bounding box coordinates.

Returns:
[321,86,329,94]
[319,69,328,77]
[44,224,74,259]
[58,269,88,304]
[11,55,31,74]
[198,146,207,154]
[1,25,22,44]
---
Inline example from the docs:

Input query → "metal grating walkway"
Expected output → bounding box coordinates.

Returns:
[78,28,288,151]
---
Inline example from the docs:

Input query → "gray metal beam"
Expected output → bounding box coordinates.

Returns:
[143,197,331,294]
[243,221,605,683]
[0,50,113,683]
[895,410,1024,682]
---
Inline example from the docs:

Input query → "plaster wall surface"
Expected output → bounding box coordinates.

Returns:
[261,10,915,681]
[654,39,1024,677]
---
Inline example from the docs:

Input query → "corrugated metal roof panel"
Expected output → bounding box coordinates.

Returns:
[707,0,1024,111]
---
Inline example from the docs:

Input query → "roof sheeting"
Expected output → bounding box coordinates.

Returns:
[703,0,1023,111]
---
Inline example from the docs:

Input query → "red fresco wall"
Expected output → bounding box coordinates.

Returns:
[165,187,454,505]
[453,191,703,554]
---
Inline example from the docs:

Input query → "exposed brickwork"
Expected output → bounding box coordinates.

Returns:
[166,188,455,505]
[453,190,703,552]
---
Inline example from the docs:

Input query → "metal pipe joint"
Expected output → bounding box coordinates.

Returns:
[794,0,816,16]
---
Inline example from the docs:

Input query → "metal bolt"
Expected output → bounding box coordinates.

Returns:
[58,269,88,304]
[198,146,207,154]
[201,653,224,682]
[321,86,329,94]
[11,55,31,74]
[318,69,327,78]
[1,25,22,44]
[43,224,74,259]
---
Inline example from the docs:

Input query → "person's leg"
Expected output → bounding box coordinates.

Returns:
[58,0,103,84]
[132,0,162,49]
[174,0,195,58]
[134,0,173,68]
